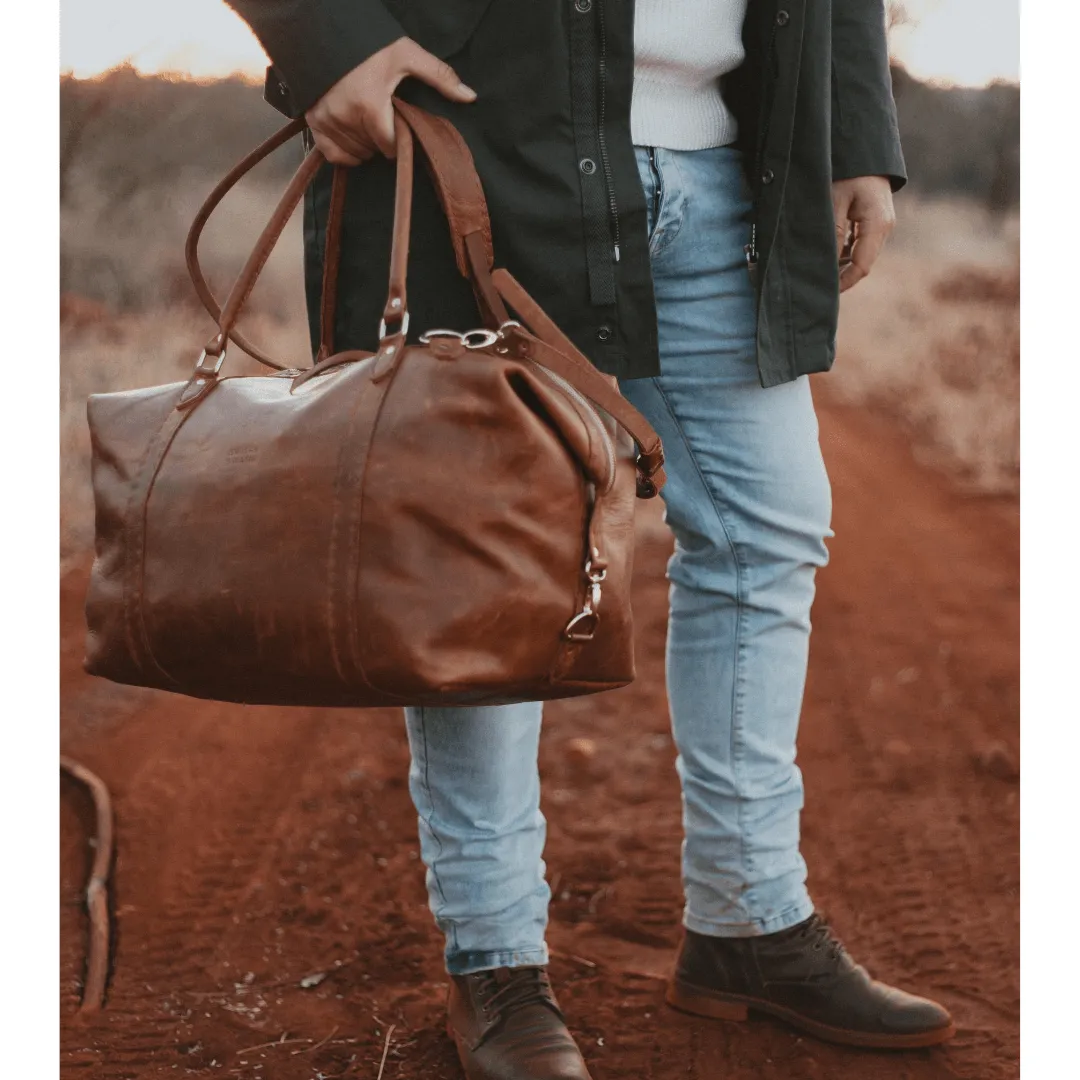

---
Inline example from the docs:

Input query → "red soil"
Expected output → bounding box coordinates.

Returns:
[61,396,1019,1079]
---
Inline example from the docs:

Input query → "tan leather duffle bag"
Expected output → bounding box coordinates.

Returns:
[84,100,666,708]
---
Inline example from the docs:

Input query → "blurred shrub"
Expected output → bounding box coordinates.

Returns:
[891,65,1020,211]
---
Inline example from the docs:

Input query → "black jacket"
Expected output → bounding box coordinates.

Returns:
[227,0,906,386]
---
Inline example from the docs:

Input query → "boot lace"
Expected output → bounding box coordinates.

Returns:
[793,914,848,965]
[476,967,559,1022]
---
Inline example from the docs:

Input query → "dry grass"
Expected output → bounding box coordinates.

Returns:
[829,195,1020,494]
[60,189,1019,568]
[60,164,315,568]
[60,305,313,570]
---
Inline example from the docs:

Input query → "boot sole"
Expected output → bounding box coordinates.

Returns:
[666,980,957,1049]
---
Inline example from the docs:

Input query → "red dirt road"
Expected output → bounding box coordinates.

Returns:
[60,396,1019,1079]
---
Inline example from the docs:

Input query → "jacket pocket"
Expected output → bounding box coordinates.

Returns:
[388,0,497,59]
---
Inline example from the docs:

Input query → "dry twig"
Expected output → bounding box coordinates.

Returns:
[237,1034,311,1055]
[376,1023,397,1080]
[295,1025,339,1054]
[61,756,114,1013]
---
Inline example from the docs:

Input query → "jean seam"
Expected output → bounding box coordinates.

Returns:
[652,378,752,921]
[417,708,456,953]
[684,896,813,938]
[447,947,550,976]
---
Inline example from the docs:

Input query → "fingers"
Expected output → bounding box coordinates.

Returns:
[839,218,889,293]
[832,188,853,259]
[367,98,398,159]
[303,39,476,169]
[402,42,477,102]
[310,123,371,167]
[315,139,363,167]
[833,177,895,292]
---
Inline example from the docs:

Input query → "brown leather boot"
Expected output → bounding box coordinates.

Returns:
[666,914,956,1049]
[446,966,592,1080]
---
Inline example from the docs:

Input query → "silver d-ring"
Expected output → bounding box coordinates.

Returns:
[461,329,499,349]
[418,328,464,344]
[378,311,410,340]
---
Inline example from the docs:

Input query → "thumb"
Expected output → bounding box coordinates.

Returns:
[402,44,478,102]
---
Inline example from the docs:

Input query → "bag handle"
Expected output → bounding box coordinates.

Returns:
[182,105,665,494]
[185,99,507,371]
[185,117,313,370]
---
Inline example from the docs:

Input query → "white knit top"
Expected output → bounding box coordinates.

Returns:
[630,0,749,150]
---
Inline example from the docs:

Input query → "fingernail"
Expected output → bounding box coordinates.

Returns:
[458,82,477,99]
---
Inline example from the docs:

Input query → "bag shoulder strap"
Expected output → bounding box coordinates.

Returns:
[491,269,666,492]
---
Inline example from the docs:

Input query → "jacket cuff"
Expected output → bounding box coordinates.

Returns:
[249,1,406,117]
[830,69,908,192]
[832,139,908,193]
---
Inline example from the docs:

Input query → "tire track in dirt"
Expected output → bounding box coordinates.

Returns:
[60,397,1018,1079]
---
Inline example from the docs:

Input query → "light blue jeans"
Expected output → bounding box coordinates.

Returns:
[404,145,833,975]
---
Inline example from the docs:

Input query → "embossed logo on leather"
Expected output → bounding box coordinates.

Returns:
[225,444,260,466]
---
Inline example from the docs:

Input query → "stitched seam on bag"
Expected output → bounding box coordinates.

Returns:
[130,399,199,688]
[325,376,371,685]
[135,413,196,686]
[346,360,405,686]
[120,415,167,673]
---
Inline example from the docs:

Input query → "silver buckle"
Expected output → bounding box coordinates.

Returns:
[378,311,410,340]
[194,347,226,376]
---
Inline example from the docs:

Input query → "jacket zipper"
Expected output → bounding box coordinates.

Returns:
[647,146,662,226]
[596,0,621,263]
[526,358,617,493]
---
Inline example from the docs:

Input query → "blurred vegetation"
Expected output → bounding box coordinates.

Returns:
[890,66,1020,211]
[61,62,1020,211]
[60,68,297,203]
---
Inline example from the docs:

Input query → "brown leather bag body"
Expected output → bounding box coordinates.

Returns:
[84,101,666,708]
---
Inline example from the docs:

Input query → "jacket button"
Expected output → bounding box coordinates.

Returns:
[579,157,597,175]
[596,325,612,343]
[575,0,592,11]
[776,10,790,25]
[761,167,775,185]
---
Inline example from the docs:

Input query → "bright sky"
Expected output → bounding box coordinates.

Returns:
[60,0,1019,88]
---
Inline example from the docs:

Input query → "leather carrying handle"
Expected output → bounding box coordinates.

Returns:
[185,117,310,369]
[316,163,349,360]
[184,104,665,492]
[186,99,505,369]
